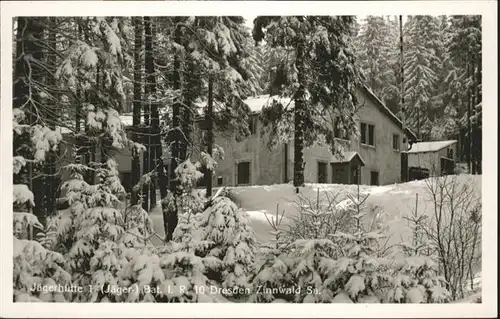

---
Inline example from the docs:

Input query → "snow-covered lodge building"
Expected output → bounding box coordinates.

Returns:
[190,85,417,187]
[57,85,417,189]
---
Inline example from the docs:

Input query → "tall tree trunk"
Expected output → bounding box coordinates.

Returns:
[144,16,158,208]
[42,17,58,218]
[399,15,408,182]
[145,17,167,209]
[165,24,184,241]
[293,41,306,191]
[131,17,143,205]
[206,76,214,197]
[75,22,84,182]
[180,57,196,164]
[142,34,151,212]
[466,57,472,173]
[27,19,46,223]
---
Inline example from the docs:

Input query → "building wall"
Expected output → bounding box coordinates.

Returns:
[191,114,290,187]
[297,89,403,185]
[408,152,441,176]
[353,90,403,185]
[408,143,458,176]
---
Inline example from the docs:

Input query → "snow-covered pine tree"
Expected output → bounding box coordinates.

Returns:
[197,196,257,299]
[253,16,362,189]
[12,17,70,302]
[60,159,126,301]
[13,17,66,225]
[403,15,443,140]
[354,16,401,114]
[112,159,219,303]
[169,158,208,251]
[249,203,295,303]
[427,16,453,123]
[429,16,465,141]
[356,16,392,96]
[322,191,391,303]
[386,194,451,303]
[254,44,288,96]
[249,244,296,303]
[43,17,146,302]
[13,147,70,303]
[447,15,482,173]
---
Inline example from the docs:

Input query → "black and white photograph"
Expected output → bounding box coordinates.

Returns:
[0,1,497,318]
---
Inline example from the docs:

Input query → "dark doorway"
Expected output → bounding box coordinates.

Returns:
[351,166,360,185]
[318,162,328,183]
[120,172,132,193]
[370,171,379,186]
[440,157,455,176]
[331,163,348,184]
[237,161,251,185]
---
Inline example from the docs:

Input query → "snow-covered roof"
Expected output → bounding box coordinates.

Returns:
[57,114,136,134]
[193,95,292,116]
[407,140,457,153]
[243,95,293,113]
[330,151,365,165]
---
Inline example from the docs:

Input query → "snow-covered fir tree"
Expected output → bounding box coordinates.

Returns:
[386,195,451,303]
[403,15,443,140]
[354,16,402,114]
[197,196,257,298]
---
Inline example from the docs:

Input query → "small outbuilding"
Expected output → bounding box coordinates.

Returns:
[407,140,458,178]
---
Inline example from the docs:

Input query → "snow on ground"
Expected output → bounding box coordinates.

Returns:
[245,210,278,223]
[148,175,481,246]
[228,175,481,245]
[141,175,482,302]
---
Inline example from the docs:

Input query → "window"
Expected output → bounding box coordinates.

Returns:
[393,134,400,151]
[360,123,367,144]
[368,124,375,146]
[217,176,223,186]
[361,122,375,146]
[248,116,257,135]
[317,162,328,184]
[370,171,379,186]
[237,161,251,185]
